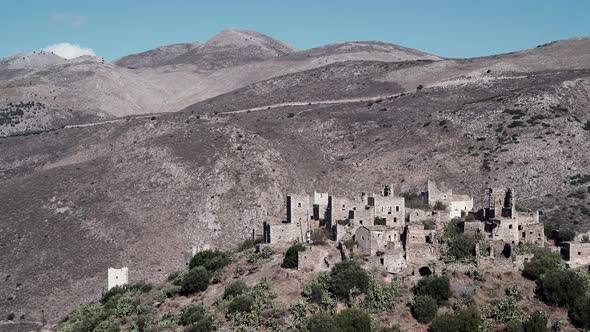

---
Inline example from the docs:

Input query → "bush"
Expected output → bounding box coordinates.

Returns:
[403,192,430,210]
[227,294,255,314]
[374,217,386,226]
[361,278,400,313]
[179,305,215,331]
[59,303,107,332]
[179,267,212,295]
[281,243,306,269]
[448,236,475,260]
[411,295,438,323]
[569,296,590,329]
[189,250,230,272]
[423,220,437,230]
[308,312,338,332]
[429,306,481,332]
[307,308,372,332]
[337,219,351,226]
[238,239,255,252]
[414,275,451,305]
[433,201,447,211]
[6,313,15,321]
[336,308,372,332]
[539,269,585,307]
[328,260,370,298]
[521,311,548,332]
[522,248,562,280]
[223,281,248,299]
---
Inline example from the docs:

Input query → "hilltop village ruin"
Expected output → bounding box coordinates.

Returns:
[261,181,590,275]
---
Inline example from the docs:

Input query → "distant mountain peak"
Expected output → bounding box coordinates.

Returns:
[204,29,295,54]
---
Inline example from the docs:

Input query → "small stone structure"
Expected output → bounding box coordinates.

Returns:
[425,181,473,218]
[561,242,590,269]
[107,267,128,290]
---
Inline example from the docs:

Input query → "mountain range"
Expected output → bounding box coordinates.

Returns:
[1,29,590,326]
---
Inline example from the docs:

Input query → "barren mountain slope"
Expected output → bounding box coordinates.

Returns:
[1,31,445,137]
[2,58,590,324]
[113,42,203,69]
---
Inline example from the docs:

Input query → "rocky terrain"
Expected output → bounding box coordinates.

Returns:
[1,30,590,328]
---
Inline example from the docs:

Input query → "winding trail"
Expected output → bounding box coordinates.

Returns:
[64,90,413,130]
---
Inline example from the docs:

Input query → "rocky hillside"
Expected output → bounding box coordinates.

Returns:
[1,32,590,327]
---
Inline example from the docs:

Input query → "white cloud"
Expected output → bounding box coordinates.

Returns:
[42,42,96,59]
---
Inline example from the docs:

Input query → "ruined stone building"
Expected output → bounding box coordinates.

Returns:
[425,180,473,218]
[263,185,405,244]
[561,242,590,269]
[464,188,544,253]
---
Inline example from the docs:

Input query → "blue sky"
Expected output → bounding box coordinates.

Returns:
[1,0,589,60]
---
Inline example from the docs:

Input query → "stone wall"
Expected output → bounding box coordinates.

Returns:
[562,242,590,268]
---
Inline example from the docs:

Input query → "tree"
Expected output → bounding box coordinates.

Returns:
[569,296,590,329]
[180,267,211,296]
[411,295,437,324]
[539,269,585,307]
[281,243,306,269]
[414,275,451,305]
[328,260,370,298]
[522,248,562,280]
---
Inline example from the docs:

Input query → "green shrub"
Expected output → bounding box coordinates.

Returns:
[539,269,585,307]
[59,303,107,332]
[308,308,372,332]
[189,250,230,272]
[522,248,562,280]
[6,313,15,321]
[569,296,590,329]
[238,239,255,252]
[374,217,386,226]
[433,201,447,211]
[281,243,306,269]
[337,219,351,226]
[403,192,430,210]
[179,305,215,332]
[505,285,523,299]
[361,278,400,313]
[308,312,338,332]
[328,260,370,298]
[336,308,372,332]
[227,294,255,314]
[414,275,451,305]
[223,281,248,299]
[429,306,481,332]
[343,239,358,250]
[380,325,401,332]
[521,311,548,332]
[423,220,437,230]
[179,267,212,295]
[411,295,437,323]
[448,236,475,261]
